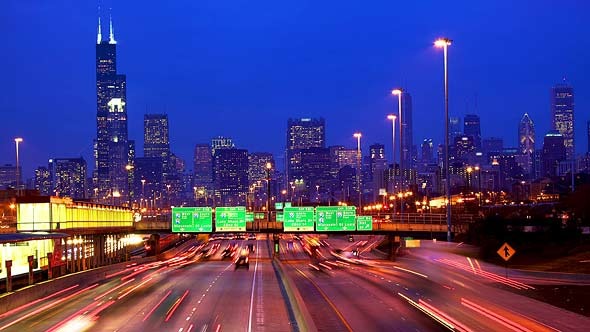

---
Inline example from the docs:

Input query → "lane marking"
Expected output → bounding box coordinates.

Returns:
[248,241,260,332]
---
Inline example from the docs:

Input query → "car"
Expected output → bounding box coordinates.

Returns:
[247,233,256,240]
[234,248,250,270]
[348,235,354,242]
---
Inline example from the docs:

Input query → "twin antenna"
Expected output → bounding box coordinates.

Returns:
[97,7,116,45]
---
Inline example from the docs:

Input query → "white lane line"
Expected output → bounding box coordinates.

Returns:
[248,241,260,332]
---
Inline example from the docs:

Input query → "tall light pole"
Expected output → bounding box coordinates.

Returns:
[392,89,404,215]
[265,162,272,222]
[141,179,146,209]
[353,132,362,210]
[125,164,133,208]
[386,114,397,215]
[14,137,23,195]
[435,37,452,242]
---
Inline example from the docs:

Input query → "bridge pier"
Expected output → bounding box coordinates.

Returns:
[387,234,400,261]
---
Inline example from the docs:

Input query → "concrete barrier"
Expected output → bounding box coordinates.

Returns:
[0,256,156,315]
[272,258,317,332]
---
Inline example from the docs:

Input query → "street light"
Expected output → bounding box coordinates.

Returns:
[141,179,146,209]
[265,162,272,222]
[386,114,397,216]
[14,137,23,195]
[466,166,473,192]
[353,132,362,210]
[475,166,481,207]
[125,164,133,208]
[435,37,453,242]
[392,88,404,215]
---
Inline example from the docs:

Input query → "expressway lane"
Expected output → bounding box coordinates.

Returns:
[314,235,590,331]
[0,239,291,332]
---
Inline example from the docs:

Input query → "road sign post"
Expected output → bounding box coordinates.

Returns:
[284,206,315,232]
[497,242,516,278]
[215,207,247,232]
[172,207,213,232]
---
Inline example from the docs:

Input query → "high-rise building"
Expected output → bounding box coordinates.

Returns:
[133,157,164,208]
[34,166,52,195]
[213,148,249,206]
[369,143,388,201]
[248,152,274,184]
[211,136,235,156]
[94,15,130,204]
[287,118,325,150]
[518,113,535,175]
[49,158,87,199]
[288,147,333,202]
[421,139,434,164]
[0,164,19,189]
[286,118,326,183]
[400,93,414,169]
[551,83,574,159]
[449,117,462,142]
[482,137,504,157]
[464,114,482,150]
[541,131,566,177]
[144,114,170,162]
[193,144,213,188]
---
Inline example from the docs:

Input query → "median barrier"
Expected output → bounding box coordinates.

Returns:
[272,258,317,332]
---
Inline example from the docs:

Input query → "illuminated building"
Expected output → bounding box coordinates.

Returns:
[0,164,19,189]
[49,158,87,199]
[286,118,326,185]
[421,139,434,164]
[464,114,482,150]
[541,131,566,177]
[248,152,274,184]
[94,14,131,204]
[551,83,574,159]
[144,114,170,169]
[34,166,52,195]
[213,148,249,206]
[193,144,213,188]
[518,113,535,176]
[448,116,462,142]
[288,147,332,202]
[211,136,235,156]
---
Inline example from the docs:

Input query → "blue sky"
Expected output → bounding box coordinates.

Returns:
[1,0,589,177]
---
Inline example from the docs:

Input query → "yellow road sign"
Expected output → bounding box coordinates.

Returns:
[497,242,516,261]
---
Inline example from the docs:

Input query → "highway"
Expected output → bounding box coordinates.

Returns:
[0,238,291,332]
[281,235,590,331]
[0,235,589,332]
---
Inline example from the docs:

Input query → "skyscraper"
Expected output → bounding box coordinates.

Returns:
[286,118,326,183]
[551,83,574,159]
[213,148,249,206]
[49,158,87,199]
[449,117,462,142]
[211,136,235,156]
[144,114,170,162]
[94,14,130,204]
[464,114,482,150]
[518,113,535,175]
[541,131,566,177]
[421,139,434,164]
[34,166,52,195]
[193,144,213,188]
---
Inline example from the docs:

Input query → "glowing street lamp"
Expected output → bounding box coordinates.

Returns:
[265,162,272,222]
[434,37,453,242]
[391,88,405,215]
[386,114,397,215]
[353,132,362,209]
[14,137,23,194]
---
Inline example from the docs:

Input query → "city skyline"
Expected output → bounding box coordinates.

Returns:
[2,1,589,178]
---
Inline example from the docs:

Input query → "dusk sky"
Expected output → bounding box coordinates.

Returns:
[1,0,589,177]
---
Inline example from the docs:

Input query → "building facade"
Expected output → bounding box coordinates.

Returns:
[464,114,482,150]
[94,16,131,204]
[49,158,87,199]
[551,83,574,159]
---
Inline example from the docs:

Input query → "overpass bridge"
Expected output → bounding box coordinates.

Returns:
[134,212,474,235]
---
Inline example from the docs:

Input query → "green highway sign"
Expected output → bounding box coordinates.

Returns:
[172,207,213,233]
[284,206,315,231]
[276,212,284,222]
[246,212,254,222]
[284,202,292,208]
[315,206,357,231]
[215,206,246,232]
[275,202,284,210]
[356,215,373,231]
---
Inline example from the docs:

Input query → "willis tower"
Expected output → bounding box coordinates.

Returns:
[94,14,133,204]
